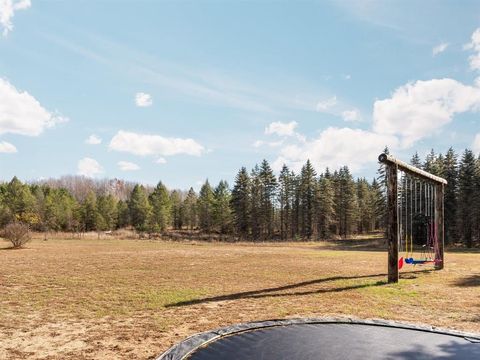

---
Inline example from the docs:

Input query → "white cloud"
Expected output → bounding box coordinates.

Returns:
[109,130,205,157]
[465,28,480,71]
[432,42,449,56]
[253,140,264,148]
[0,78,67,136]
[316,96,337,111]
[0,0,31,37]
[265,121,298,137]
[253,139,284,148]
[118,160,140,171]
[155,157,167,164]
[0,140,16,153]
[341,109,361,122]
[473,133,480,155]
[85,134,102,145]
[373,78,480,147]
[77,157,103,178]
[273,127,398,173]
[135,92,153,107]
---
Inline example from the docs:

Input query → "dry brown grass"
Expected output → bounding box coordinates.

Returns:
[0,238,479,359]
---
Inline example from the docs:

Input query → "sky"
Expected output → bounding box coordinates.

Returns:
[1,0,480,190]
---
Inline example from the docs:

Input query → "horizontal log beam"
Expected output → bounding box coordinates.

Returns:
[378,153,447,185]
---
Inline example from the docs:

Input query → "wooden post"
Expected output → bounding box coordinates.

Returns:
[387,164,399,283]
[435,184,445,270]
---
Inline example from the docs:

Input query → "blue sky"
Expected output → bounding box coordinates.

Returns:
[1,0,480,190]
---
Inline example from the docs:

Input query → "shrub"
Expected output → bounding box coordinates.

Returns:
[2,222,31,249]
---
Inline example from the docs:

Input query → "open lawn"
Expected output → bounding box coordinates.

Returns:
[0,238,479,359]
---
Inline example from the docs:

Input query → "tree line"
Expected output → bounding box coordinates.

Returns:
[0,147,478,246]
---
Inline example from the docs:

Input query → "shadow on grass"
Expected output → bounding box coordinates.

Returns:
[0,246,21,251]
[166,269,433,308]
[316,239,387,252]
[454,275,480,287]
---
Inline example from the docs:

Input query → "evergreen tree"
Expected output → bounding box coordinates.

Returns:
[250,165,262,240]
[148,182,172,232]
[81,190,98,231]
[376,146,389,229]
[423,149,445,176]
[356,178,373,233]
[183,188,198,230]
[258,160,277,239]
[316,173,335,239]
[231,168,251,238]
[278,165,294,240]
[336,167,358,238]
[457,149,476,247]
[410,152,422,168]
[370,178,384,230]
[5,176,37,225]
[96,194,118,231]
[299,160,317,238]
[116,200,130,229]
[213,181,232,233]
[170,190,183,230]
[129,184,151,231]
[474,155,480,244]
[443,148,458,244]
[44,188,78,231]
[198,180,215,232]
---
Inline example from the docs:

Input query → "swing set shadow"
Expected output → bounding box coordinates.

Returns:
[165,269,435,308]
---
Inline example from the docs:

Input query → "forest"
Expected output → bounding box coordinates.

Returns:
[0,147,479,247]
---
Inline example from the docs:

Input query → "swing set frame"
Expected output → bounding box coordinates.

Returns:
[378,153,447,284]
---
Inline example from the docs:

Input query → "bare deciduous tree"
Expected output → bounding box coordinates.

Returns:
[2,222,31,249]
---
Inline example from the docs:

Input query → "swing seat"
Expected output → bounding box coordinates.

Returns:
[405,258,440,265]
[398,257,404,270]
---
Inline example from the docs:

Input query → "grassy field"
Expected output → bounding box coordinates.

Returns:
[0,238,479,359]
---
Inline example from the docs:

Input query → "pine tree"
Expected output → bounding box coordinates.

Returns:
[213,181,232,234]
[370,178,384,230]
[231,168,251,238]
[316,173,335,239]
[81,190,98,231]
[170,190,183,230]
[198,180,215,232]
[148,182,172,232]
[473,155,480,244]
[183,188,198,230]
[258,160,277,239]
[250,165,262,240]
[457,149,476,247]
[116,200,130,229]
[423,149,445,176]
[96,194,118,231]
[443,148,458,244]
[31,185,46,231]
[44,188,78,231]
[278,165,294,240]
[299,160,317,239]
[129,184,151,231]
[356,178,373,233]
[410,152,422,168]
[336,167,358,238]
[376,146,389,230]
[5,176,37,225]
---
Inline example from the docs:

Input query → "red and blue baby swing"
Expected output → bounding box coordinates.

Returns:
[397,176,442,270]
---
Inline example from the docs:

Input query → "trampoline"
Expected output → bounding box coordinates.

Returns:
[158,318,480,360]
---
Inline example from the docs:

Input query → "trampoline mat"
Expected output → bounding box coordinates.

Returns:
[159,319,480,360]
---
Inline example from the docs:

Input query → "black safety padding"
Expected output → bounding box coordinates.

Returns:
[187,323,480,360]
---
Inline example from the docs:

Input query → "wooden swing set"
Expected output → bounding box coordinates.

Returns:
[378,153,447,284]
